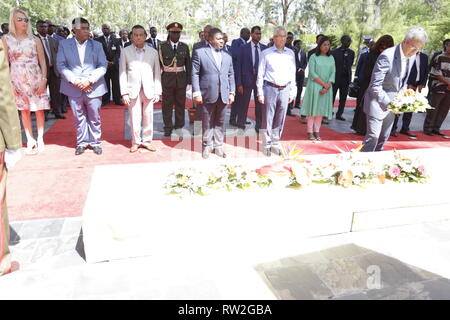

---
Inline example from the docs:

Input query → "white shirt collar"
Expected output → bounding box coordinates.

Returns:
[75,39,88,48]
[399,43,408,61]
[133,44,146,51]
[170,40,179,47]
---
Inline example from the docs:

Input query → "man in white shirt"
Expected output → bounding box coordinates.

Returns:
[56,17,108,155]
[256,26,297,157]
[120,25,162,153]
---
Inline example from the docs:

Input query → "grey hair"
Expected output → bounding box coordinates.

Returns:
[273,26,286,37]
[404,26,428,43]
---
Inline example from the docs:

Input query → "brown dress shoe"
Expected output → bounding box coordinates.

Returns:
[142,143,156,152]
[130,144,140,153]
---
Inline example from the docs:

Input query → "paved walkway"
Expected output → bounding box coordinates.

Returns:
[2,217,450,299]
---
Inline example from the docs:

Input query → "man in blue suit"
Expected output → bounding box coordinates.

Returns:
[192,28,235,159]
[235,26,267,132]
[229,27,250,126]
[361,26,428,152]
[57,17,108,155]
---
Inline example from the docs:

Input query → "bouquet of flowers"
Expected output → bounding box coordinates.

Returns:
[164,165,272,196]
[383,150,429,183]
[387,89,433,114]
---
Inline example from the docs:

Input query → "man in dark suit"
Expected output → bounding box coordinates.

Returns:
[293,40,307,110]
[286,32,299,116]
[235,26,267,132]
[391,51,428,137]
[96,24,122,106]
[331,35,355,121]
[229,27,250,126]
[36,20,65,119]
[118,29,129,48]
[192,28,235,159]
[145,26,160,50]
[308,34,325,60]
[223,33,232,55]
[0,23,8,38]
[193,25,212,52]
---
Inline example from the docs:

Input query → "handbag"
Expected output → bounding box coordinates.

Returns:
[348,81,360,98]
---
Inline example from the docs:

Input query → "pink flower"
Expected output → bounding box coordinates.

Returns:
[388,166,401,178]
[418,165,426,175]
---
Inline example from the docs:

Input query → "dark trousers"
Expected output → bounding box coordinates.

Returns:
[229,92,241,123]
[48,67,62,115]
[237,85,263,130]
[392,112,413,132]
[202,96,226,149]
[332,80,350,117]
[294,76,305,108]
[103,67,121,105]
[424,92,450,132]
[162,86,186,131]
[351,101,367,135]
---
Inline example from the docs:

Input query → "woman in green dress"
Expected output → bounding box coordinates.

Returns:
[300,36,335,141]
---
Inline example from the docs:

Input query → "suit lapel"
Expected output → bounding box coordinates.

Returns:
[70,38,82,66]
[205,47,220,71]
[84,40,92,65]
[393,45,402,87]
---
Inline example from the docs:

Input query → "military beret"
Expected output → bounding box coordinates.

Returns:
[167,22,182,32]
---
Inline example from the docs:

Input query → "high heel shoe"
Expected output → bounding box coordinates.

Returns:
[25,140,38,155]
[37,138,45,153]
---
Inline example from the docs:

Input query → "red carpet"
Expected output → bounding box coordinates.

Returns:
[8,101,450,221]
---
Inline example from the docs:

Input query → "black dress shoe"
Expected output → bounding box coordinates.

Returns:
[202,148,211,159]
[399,130,417,137]
[245,121,251,124]
[390,131,398,137]
[236,125,246,130]
[336,116,346,121]
[286,110,295,117]
[270,146,282,156]
[322,118,329,124]
[423,131,434,136]
[215,149,227,158]
[92,146,102,155]
[54,114,66,119]
[255,128,260,134]
[262,148,271,157]
[75,146,85,155]
[164,130,172,137]
[433,130,445,136]
[229,120,238,127]
[115,102,125,106]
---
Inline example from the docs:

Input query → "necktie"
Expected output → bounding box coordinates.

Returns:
[153,38,156,48]
[173,44,177,53]
[401,58,409,87]
[43,37,52,66]
[254,44,259,74]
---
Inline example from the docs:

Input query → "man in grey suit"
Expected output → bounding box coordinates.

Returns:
[57,17,108,155]
[361,26,428,152]
[192,28,235,159]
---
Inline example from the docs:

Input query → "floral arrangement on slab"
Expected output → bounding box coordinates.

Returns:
[164,146,429,196]
[383,150,429,183]
[388,89,433,114]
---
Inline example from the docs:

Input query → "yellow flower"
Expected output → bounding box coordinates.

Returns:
[337,170,354,187]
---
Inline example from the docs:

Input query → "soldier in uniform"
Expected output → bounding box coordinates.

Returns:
[159,22,192,136]
[0,39,22,276]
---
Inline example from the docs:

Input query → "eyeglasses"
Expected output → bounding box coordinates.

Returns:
[16,17,29,23]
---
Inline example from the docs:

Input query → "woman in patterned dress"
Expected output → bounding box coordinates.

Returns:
[1,8,50,155]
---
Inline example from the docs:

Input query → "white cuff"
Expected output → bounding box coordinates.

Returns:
[193,91,201,98]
